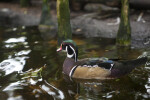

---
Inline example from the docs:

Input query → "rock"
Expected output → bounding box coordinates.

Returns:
[131,20,150,48]
[0,8,39,27]
[71,11,150,48]
[71,13,118,38]
[84,3,101,12]
[84,3,119,12]
[130,0,150,9]
[0,3,150,48]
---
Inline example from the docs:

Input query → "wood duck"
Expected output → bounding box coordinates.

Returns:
[57,39,148,79]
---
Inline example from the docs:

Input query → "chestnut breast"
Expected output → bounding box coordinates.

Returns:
[63,58,76,75]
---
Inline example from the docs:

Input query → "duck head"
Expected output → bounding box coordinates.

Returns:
[57,39,78,62]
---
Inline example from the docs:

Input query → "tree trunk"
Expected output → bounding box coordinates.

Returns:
[57,0,72,45]
[116,0,131,46]
[20,0,30,7]
[40,0,52,25]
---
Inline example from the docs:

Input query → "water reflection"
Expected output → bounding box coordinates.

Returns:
[4,37,26,43]
[40,80,65,99]
[3,81,23,91]
[0,26,150,100]
[145,78,150,94]
[15,50,31,56]
[0,57,28,75]
[0,35,30,75]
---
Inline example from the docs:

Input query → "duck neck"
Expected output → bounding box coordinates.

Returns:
[63,46,78,75]
[66,46,78,62]
[63,57,76,75]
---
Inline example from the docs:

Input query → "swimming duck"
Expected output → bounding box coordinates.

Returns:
[57,39,148,79]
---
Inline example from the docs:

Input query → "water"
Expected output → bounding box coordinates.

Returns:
[0,26,150,100]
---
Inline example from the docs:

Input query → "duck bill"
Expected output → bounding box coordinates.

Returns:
[57,46,62,52]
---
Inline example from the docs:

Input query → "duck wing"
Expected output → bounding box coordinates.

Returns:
[72,57,114,79]
[76,57,114,70]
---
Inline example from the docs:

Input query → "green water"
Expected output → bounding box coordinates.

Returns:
[0,26,150,100]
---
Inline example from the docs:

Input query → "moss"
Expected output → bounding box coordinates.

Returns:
[20,0,30,7]
[40,0,52,25]
[57,0,72,45]
[116,0,131,46]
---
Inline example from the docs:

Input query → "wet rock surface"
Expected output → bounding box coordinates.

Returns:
[71,11,150,48]
[0,3,150,48]
[0,8,39,27]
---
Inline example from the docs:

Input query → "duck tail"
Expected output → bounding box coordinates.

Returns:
[123,57,148,69]
[110,54,149,78]
[137,52,150,66]
[111,57,147,78]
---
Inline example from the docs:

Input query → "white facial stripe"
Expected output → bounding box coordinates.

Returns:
[65,46,68,51]
[65,45,77,62]
[69,45,77,62]
[66,46,74,59]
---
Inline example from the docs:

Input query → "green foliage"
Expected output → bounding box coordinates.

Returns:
[20,66,44,80]
[20,0,30,7]
[115,78,120,82]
